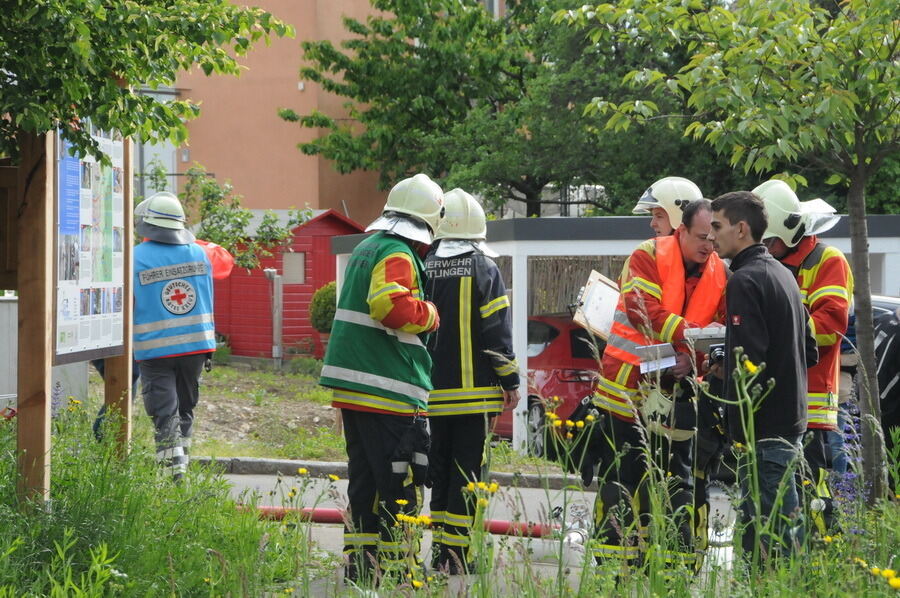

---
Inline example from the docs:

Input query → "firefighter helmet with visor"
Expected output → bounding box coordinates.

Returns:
[632,176,703,229]
[754,179,839,247]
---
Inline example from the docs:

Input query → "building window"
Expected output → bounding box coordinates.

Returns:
[282,252,306,285]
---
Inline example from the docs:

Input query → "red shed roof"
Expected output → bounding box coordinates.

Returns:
[242,208,364,237]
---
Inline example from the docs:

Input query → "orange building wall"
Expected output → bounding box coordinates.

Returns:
[176,0,387,226]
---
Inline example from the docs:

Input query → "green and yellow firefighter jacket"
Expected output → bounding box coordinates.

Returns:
[320,232,438,415]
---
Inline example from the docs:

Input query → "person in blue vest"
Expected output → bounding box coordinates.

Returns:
[133,192,216,481]
[320,174,444,585]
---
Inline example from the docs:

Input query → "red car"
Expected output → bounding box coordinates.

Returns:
[492,315,603,457]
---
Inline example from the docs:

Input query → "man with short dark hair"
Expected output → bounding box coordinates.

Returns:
[708,190,817,556]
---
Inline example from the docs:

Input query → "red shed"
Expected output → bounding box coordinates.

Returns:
[213,209,364,359]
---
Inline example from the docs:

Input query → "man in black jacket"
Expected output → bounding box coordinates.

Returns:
[708,191,817,557]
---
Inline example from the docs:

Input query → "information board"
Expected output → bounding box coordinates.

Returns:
[54,127,126,363]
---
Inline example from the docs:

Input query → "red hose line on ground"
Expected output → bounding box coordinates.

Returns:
[249,505,557,538]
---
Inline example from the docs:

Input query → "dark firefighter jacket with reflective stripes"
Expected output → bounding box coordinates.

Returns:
[424,246,519,416]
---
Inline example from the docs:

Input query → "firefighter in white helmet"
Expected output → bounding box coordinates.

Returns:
[633,176,704,236]
[320,173,443,583]
[423,189,519,575]
[753,179,851,536]
[132,192,216,481]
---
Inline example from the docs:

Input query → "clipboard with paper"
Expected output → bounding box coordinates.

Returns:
[573,270,620,341]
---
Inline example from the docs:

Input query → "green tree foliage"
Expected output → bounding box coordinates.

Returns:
[282,0,761,216]
[179,165,311,270]
[563,0,898,499]
[0,0,292,163]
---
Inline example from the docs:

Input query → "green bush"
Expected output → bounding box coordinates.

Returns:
[286,356,323,378]
[309,281,336,333]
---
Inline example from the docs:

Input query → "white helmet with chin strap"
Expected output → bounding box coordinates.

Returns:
[434,188,498,258]
[753,179,839,247]
[632,176,703,229]
[366,173,445,244]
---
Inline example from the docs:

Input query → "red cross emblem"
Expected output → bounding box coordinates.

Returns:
[161,279,196,315]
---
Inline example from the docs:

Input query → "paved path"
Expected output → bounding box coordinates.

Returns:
[224,473,737,596]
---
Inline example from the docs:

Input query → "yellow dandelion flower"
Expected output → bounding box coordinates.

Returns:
[204,577,211,583]
[744,360,758,374]
[547,412,558,420]
[418,515,432,526]
[553,420,563,428]
[395,498,409,506]
[823,535,833,544]
[287,491,296,498]
[882,569,896,579]
[895,494,900,500]
[734,442,745,450]
[297,467,308,475]
[586,414,596,422]
[466,482,476,492]
[284,588,295,594]
[889,577,900,589]
[488,482,499,493]
[576,420,585,429]
[854,557,868,567]
[412,580,424,588]
[328,474,340,482]
[802,479,812,486]
[872,567,882,576]
[427,576,434,582]
[477,498,489,508]
[566,433,574,439]
[477,481,488,491]
[565,420,575,428]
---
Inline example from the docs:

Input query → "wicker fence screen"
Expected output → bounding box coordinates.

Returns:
[494,255,627,316]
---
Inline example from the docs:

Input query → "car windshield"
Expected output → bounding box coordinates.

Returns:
[527,321,560,357]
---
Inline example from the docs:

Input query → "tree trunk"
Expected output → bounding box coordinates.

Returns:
[846,171,887,503]
[525,191,541,218]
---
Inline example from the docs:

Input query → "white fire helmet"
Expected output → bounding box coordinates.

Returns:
[366,174,445,244]
[433,188,498,258]
[753,179,839,247]
[140,192,187,230]
[435,188,485,240]
[632,176,703,229]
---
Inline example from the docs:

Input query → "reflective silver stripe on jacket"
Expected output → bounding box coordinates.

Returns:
[139,261,209,285]
[607,310,646,355]
[333,308,425,347]
[134,313,214,334]
[134,330,216,352]
[321,365,429,401]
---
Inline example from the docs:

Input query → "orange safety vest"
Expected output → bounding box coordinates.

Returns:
[604,236,726,366]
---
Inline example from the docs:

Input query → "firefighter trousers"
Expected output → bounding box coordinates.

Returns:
[592,414,696,570]
[341,408,419,583]
[428,413,490,574]
[140,353,206,479]
[801,428,836,536]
